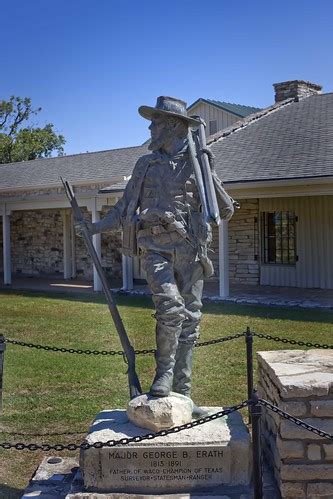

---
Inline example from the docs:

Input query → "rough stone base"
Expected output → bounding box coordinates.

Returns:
[127,392,194,432]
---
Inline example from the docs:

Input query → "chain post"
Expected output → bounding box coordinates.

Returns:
[245,326,254,423]
[251,389,263,499]
[0,335,6,415]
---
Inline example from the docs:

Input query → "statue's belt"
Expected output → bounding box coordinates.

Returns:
[138,224,180,238]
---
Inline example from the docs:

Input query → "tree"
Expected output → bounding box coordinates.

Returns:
[0,96,65,164]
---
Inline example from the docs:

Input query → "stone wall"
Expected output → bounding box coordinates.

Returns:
[258,350,333,499]
[210,198,259,285]
[74,207,122,280]
[6,207,122,280]
[229,199,259,285]
[11,209,64,275]
[100,206,122,281]
[2,197,259,285]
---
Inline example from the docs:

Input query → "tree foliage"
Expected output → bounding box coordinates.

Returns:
[0,96,65,164]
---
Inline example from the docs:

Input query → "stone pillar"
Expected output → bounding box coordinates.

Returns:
[91,205,102,292]
[2,213,11,285]
[219,220,229,298]
[62,209,72,280]
[258,350,333,499]
[122,255,133,290]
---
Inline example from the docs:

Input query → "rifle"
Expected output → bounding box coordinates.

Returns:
[61,178,142,400]
[187,118,221,226]
[197,118,221,226]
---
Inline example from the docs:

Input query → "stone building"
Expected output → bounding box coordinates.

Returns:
[208,80,333,291]
[1,80,332,294]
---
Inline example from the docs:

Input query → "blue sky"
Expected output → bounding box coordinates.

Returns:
[1,0,332,155]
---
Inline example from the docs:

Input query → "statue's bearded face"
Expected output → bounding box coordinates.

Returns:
[148,115,188,152]
[148,117,168,151]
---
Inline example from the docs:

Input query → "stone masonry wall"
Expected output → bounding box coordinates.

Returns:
[210,198,259,285]
[258,350,333,499]
[74,207,122,280]
[100,206,122,281]
[3,197,258,285]
[274,80,322,103]
[7,207,122,280]
[11,209,64,275]
[229,199,259,285]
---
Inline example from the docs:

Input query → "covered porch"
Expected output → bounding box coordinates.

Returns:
[1,274,332,310]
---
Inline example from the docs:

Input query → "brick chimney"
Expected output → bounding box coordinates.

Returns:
[273,80,322,103]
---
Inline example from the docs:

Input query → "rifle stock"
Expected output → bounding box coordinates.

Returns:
[61,177,142,399]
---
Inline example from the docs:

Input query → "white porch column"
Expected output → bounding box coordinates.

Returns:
[122,255,133,290]
[91,203,102,292]
[2,213,12,285]
[218,220,229,298]
[70,212,77,278]
[62,210,72,280]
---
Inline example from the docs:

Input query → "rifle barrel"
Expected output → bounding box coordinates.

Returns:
[61,178,142,399]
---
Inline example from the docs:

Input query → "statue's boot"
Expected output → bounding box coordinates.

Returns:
[172,342,193,397]
[150,327,179,398]
[173,343,208,418]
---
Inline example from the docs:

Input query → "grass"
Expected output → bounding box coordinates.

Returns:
[0,289,332,497]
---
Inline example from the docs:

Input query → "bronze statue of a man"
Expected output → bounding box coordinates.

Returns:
[88,96,234,402]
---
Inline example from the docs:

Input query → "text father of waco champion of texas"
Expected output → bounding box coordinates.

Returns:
[87,96,235,408]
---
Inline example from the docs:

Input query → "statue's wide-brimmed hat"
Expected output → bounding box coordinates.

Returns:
[138,96,201,127]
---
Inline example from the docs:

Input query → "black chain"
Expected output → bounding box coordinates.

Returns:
[195,332,245,347]
[0,400,251,451]
[3,338,124,356]
[4,331,332,355]
[2,332,245,356]
[259,398,333,440]
[253,332,333,350]
[134,347,156,355]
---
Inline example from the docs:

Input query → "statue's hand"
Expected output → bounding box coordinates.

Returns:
[74,219,93,238]
[201,147,216,169]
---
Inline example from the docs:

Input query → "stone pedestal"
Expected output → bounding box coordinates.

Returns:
[258,350,333,499]
[79,407,252,496]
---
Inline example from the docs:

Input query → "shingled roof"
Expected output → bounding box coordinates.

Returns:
[188,98,261,118]
[208,92,333,183]
[0,144,149,191]
[1,92,332,194]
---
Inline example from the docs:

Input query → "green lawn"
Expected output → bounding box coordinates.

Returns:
[0,289,332,496]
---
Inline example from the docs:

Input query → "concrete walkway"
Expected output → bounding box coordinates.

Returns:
[1,275,332,310]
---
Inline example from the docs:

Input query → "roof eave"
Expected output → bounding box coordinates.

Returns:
[225,175,333,189]
[0,175,130,194]
[188,98,245,118]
